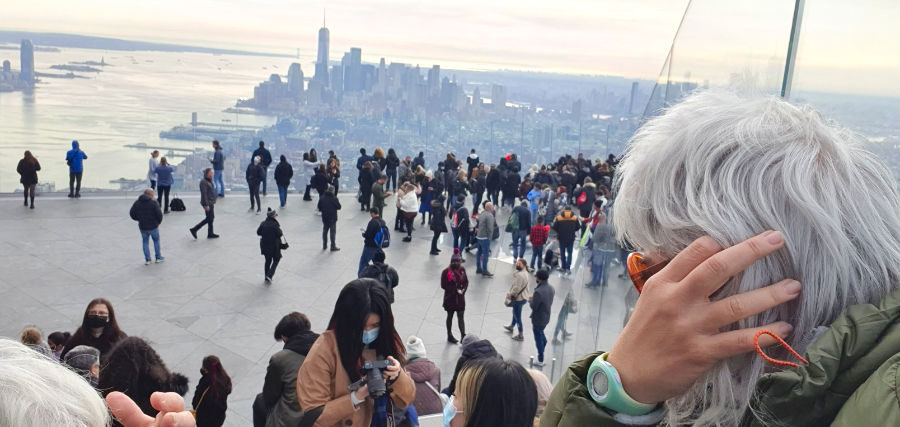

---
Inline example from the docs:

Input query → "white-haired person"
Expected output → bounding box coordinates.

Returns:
[541,91,900,426]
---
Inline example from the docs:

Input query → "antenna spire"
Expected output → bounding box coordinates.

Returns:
[323,8,326,27]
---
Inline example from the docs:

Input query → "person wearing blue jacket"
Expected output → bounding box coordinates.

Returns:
[65,140,88,198]
[526,183,542,225]
[155,157,175,214]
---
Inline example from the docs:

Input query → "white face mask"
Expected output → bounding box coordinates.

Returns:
[442,395,458,427]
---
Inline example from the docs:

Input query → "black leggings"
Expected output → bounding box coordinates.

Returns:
[446,310,465,338]
[158,185,171,211]
[23,184,35,205]
[431,231,441,251]
[250,183,261,210]
[404,213,415,238]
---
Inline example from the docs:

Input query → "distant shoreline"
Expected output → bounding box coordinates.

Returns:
[0,31,293,58]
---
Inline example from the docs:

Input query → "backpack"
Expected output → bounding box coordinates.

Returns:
[451,207,467,230]
[505,209,519,232]
[169,197,186,212]
[374,222,391,248]
[576,191,587,205]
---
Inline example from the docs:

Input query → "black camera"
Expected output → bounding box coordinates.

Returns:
[349,359,395,398]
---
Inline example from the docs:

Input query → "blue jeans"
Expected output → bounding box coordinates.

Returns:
[530,245,544,269]
[509,300,526,334]
[530,208,539,225]
[512,230,528,259]
[277,185,288,207]
[591,249,616,286]
[140,228,161,261]
[452,229,468,251]
[261,167,268,194]
[560,243,574,270]
[476,238,491,272]
[553,305,570,339]
[534,326,547,362]
[358,246,378,276]
[213,169,225,196]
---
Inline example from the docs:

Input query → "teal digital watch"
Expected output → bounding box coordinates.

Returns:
[587,352,658,416]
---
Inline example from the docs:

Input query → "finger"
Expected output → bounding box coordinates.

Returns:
[150,392,186,413]
[656,235,723,283]
[683,231,785,297]
[702,279,802,330]
[159,412,197,427]
[106,392,154,427]
[709,321,793,359]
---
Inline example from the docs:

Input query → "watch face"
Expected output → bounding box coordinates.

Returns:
[590,369,609,399]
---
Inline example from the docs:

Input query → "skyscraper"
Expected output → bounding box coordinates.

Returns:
[348,47,362,92]
[287,63,304,100]
[491,84,507,111]
[313,17,330,87]
[628,82,639,115]
[427,65,440,97]
[20,39,34,86]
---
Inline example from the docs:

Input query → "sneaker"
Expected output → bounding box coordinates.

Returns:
[402,237,412,242]
[264,276,272,285]
[430,250,440,255]
[503,325,513,333]
[144,260,151,265]
[482,271,494,278]
[208,234,220,239]
[552,338,562,344]
[189,228,198,239]
[67,193,74,198]
[512,334,524,341]
[155,257,165,263]
[564,331,574,337]
[330,247,341,252]
[476,268,484,274]
[532,360,545,367]
[447,335,459,344]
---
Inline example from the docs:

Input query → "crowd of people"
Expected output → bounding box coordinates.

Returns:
[7,91,900,427]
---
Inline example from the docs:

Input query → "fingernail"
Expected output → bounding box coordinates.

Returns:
[767,231,784,245]
[783,280,801,295]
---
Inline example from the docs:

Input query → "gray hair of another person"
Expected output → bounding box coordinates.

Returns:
[63,345,100,373]
[613,90,900,426]
[0,338,109,427]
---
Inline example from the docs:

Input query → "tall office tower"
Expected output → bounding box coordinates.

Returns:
[330,65,343,96]
[313,19,330,87]
[472,87,482,107]
[341,52,351,92]
[377,58,387,93]
[20,39,34,86]
[427,65,440,97]
[628,81,639,115]
[287,63,304,100]
[491,84,507,110]
[348,47,362,92]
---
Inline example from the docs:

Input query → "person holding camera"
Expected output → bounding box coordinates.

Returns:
[297,279,415,427]
[257,208,286,284]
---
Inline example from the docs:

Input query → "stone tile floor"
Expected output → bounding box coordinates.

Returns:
[0,191,631,426]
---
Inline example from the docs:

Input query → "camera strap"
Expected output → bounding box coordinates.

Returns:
[385,390,395,427]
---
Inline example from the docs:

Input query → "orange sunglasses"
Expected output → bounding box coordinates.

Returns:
[626,252,669,294]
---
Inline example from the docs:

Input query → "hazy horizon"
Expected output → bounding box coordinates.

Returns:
[3,0,899,96]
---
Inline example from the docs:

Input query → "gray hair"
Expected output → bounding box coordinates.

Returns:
[63,345,100,374]
[613,90,900,426]
[0,338,109,427]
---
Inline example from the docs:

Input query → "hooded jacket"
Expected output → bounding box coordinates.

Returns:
[443,338,501,396]
[274,156,293,187]
[263,331,320,427]
[257,217,283,257]
[129,194,163,231]
[552,209,580,246]
[246,162,265,186]
[66,141,88,173]
[541,288,900,427]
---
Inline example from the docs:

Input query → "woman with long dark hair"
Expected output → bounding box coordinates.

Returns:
[16,150,41,209]
[60,297,127,359]
[99,336,188,423]
[441,249,468,343]
[192,355,232,427]
[444,358,537,427]
[297,279,415,426]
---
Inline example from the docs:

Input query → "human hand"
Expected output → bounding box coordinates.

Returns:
[106,391,196,427]
[354,384,369,402]
[606,231,800,405]
[383,356,401,382]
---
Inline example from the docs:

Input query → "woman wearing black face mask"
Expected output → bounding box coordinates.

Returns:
[60,297,127,359]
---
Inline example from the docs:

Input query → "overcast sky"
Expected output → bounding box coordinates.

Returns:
[4,0,898,96]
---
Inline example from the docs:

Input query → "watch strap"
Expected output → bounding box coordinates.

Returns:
[587,352,658,416]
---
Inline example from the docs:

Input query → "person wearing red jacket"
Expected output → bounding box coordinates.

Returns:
[529,216,549,270]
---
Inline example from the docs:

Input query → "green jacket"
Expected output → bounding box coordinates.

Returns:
[541,288,900,427]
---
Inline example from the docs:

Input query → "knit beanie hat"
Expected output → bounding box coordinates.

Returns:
[451,248,463,265]
[267,208,277,218]
[405,335,427,360]
[460,333,480,348]
[64,345,100,373]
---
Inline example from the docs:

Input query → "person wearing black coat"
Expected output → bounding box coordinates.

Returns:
[470,169,486,215]
[317,186,342,251]
[386,148,401,191]
[16,151,41,208]
[502,171,521,208]
[429,197,448,255]
[529,269,555,366]
[358,162,376,211]
[257,209,284,284]
[192,355,232,427]
[252,141,273,196]
[442,334,501,396]
[486,165,501,206]
[273,155,293,208]
[247,157,266,213]
[129,189,164,264]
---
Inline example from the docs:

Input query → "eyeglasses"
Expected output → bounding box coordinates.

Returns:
[626,252,669,294]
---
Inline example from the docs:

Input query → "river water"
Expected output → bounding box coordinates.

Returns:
[0,46,283,192]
